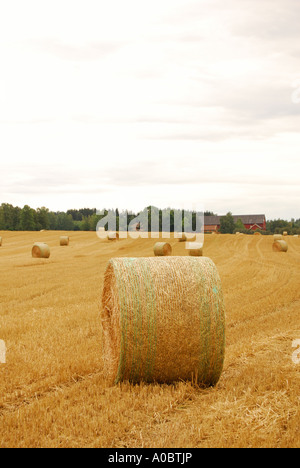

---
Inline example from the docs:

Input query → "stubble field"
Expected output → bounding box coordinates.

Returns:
[0,231,299,448]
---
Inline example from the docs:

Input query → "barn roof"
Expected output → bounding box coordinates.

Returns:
[204,214,266,225]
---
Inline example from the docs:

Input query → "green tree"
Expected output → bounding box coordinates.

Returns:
[20,205,36,231]
[234,218,245,233]
[56,213,74,231]
[80,216,91,231]
[220,212,235,234]
[36,207,50,230]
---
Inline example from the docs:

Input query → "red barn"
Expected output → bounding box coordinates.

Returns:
[204,214,266,233]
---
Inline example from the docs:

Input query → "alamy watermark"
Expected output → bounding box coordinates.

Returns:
[95,206,204,249]
[0,340,6,364]
[292,339,300,365]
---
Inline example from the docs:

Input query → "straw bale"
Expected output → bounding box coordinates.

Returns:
[60,236,69,246]
[154,242,172,256]
[188,242,203,257]
[0,237,2,247]
[272,240,288,253]
[101,256,225,386]
[32,243,50,258]
[178,233,187,242]
[273,234,283,241]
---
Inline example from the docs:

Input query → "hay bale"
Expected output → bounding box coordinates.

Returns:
[254,231,261,236]
[101,256,225,385]
[188,242,203,257]
[32,243,50,258]
[154,242,172,256]
[178,233,187,242]
[283,231,288,236]
[273,240,288,253]
[60,236,69,246]
[0,237,2,247]
[293,235,299,238]
[274,234,283,241]
[108,232,119,240]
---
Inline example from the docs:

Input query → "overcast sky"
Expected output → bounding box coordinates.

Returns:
[0,0,300,219]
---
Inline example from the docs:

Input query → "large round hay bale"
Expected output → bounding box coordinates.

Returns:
[32,243,50,258]
[101,256,225,386]
[154,242,172,256]
[274,234,283,241]
[283,231,288,236]
[254,231,261,236]
[272,240,288,252]
[108,232,119,240]
[60,236,69,246]
[188,242,203,257]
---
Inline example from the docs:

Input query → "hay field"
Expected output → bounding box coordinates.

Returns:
[0,231,299,448]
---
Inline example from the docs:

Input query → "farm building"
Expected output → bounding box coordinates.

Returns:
[204,214,266,233]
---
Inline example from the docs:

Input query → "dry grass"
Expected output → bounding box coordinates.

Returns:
[0,231,299,448]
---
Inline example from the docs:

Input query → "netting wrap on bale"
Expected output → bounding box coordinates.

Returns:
[32,243,50,258]
[101,256,225,386]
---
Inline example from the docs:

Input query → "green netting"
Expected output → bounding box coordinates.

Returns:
[102,257,225,386]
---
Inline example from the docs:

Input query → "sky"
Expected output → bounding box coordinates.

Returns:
[0,0,300,219]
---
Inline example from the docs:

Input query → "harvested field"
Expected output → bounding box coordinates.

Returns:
[0,231,299,448]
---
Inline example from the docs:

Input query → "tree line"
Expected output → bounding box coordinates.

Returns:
[0,203,299,235]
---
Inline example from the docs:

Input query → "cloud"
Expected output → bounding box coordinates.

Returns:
[33,39,125,61]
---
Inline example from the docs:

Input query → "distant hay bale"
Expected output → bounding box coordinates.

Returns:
[254,231,261,236]
[283,231,288,236]
[188,242,203,257]
[293,234,299,238]
[272,240,288,253]
[154,242,172,256]
[0,237,2,247]
[178,233,187,242]
[274,234,283,241]
[32,243,50,258]
[108,232,119,240]
[60,236,69,246]
[101,256,225,385]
